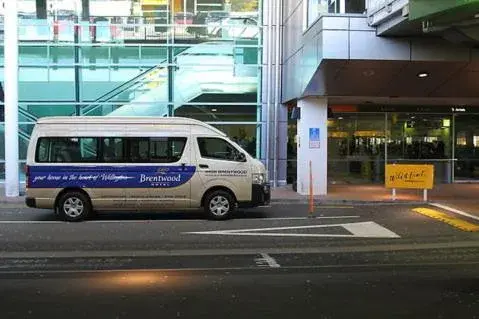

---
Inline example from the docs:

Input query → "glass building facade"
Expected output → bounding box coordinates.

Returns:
[3,0,478,190]
[0,0,263,181]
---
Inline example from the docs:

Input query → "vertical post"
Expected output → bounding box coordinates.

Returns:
[392,188,396,201]
[451,113,455,183]
[339,0,346,14]
[273,0,281,188]
[384,112,388,167]
[264,0,271,177]
[74,15,81,116]
[309,160,314,217]
[423,189,428,202]
[167,0,174,116]
[194,0,198,14]
[4,0,20,197]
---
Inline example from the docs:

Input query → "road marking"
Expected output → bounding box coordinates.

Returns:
[185,221,401,238]
[0,221,63,224]
[255,253,281,268]
[0,216,360,224]
[2,261,479,275]
[315,206,354,209]
[2,241,479,259]
[255,216,360,221]
[412,207,479,232]
[430,203,479,222]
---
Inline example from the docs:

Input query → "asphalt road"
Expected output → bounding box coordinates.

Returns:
[0,204,478,318]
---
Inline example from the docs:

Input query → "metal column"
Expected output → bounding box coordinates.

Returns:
[167,0,175,116]
[4,0,20,197]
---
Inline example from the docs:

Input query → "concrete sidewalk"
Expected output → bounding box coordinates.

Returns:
[271,184,479,217]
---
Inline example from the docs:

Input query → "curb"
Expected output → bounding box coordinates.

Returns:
[0,198,431,207]
[270,199,426,206]
[0,198,427,207]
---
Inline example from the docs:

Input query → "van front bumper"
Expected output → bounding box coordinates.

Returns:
[240,183,271,208]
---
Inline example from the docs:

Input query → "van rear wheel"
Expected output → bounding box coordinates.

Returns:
[204,190,235,220]
[57,192,92,222]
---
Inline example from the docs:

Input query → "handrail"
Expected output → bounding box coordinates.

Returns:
[77,62,166,116]
[19,108,39,122]
[89,63,162,104]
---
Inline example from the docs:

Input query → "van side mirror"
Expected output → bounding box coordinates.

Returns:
[236,152,247,162]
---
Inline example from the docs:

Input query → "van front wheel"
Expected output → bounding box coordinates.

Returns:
[204,190,235,220]
[57,192,92,222]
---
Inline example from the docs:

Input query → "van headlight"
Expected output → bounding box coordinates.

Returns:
[252,173,266,185]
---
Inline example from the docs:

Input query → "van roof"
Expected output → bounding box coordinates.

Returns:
[36,116,226,136]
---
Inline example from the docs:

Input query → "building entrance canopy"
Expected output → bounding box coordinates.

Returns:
[303,59,479,104]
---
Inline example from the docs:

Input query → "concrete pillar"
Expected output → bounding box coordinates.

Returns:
[36,0,47,19]
[296,97,328,195]
[4,0,20,197]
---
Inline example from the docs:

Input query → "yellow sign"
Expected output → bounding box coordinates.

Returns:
[385,164,434,189]
[141,0,168,5]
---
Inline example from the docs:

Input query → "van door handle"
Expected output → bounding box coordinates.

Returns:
[199,164,209,169]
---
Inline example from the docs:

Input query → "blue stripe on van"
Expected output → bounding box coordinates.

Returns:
[28,165,196,189]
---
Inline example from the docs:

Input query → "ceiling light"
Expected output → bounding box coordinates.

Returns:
[211,108,217,112]
[417,72,429,78]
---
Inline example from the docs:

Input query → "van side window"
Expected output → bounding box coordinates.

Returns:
[35,136,187,164]
[36,137,98,163]
[197,137,240,161]
[150,137,187,163]
[102,137,125,162]
[128,138,150,163]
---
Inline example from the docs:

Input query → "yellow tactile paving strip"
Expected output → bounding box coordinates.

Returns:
[413,207,479,232]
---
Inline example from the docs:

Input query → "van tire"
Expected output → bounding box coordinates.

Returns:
[204,190,235,220]
[57,191,92,222]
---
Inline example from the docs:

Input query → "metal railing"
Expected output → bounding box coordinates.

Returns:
[5,16,261,44]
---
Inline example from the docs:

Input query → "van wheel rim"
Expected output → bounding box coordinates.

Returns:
[63,197,84,218]
[209,195,230,216]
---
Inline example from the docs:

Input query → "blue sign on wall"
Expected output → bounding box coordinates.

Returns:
[309,128,320,149]
[28,165,196,189]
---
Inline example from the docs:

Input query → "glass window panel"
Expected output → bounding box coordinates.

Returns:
[0,124,4,161]
[175,104,257,122]
[327,113,385,184]
[210,124,259,158]
[307,0,366,27]
[50,46,75,65]
[102,137,125,162]
[454,114,479,181]
[128,137,150,163]
[48,67,75,81]
[36,137,99,163]
[19,46,48,66]
[197,137,242,162]
[388,113,451,160]
[80,46,110,65]
[141,47,168,62]
[19,67,49,82]
[149,137,187,163]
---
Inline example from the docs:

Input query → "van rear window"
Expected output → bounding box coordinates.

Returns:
[35,137,187,164]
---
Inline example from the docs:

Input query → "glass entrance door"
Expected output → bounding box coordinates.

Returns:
[454,114,479,181]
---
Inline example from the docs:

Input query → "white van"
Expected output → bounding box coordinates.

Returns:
[25,117,270,221]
